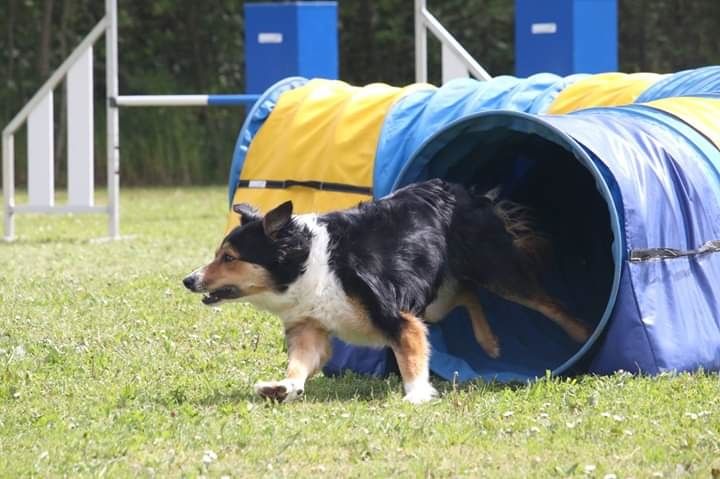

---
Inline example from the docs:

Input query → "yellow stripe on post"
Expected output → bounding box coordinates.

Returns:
[226,80,433,232]
[548,72,666,114]
[644,96,720,149]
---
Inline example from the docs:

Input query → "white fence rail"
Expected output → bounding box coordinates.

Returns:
[2,15,112,240]
[414,0,492,84]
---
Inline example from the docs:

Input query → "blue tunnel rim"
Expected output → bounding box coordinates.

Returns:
[392,109,624,380]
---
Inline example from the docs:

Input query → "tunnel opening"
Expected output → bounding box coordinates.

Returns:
[395,112,623,381]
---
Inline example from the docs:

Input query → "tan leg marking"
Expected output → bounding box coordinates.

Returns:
[456,290,500,358]
[485,286,591,343]
[255,319,331,402]
[392,312,437,404]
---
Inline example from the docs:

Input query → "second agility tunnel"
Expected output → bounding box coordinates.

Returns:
[225,69,720,382]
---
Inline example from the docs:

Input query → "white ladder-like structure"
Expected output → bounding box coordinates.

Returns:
[2,0,120,241]
[414,0,492,83]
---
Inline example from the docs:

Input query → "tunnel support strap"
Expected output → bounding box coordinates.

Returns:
[629,239,720,262]
[237,179,372,196]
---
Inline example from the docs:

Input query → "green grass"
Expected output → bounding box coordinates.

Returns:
[2,186,720,478]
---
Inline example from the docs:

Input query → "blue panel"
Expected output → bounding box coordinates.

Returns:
[573,0,617,73]
[515,0,573,76]
[245,3,337,94]
[297,3,338,80]
[245,4,299,94]
[635,66,720,102]
[516,0,617,76]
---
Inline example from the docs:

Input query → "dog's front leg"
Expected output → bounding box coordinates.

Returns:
[391,312,438,404]
[255,319,331,402]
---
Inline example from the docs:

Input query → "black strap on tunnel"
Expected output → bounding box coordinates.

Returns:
[237,179,372,196]
[629,239,720,262]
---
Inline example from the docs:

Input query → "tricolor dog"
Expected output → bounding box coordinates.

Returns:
[183,179,590,404]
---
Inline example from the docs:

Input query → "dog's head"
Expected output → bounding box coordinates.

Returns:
[183,200,311,306]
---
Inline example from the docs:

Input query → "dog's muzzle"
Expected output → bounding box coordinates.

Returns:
[183,273,204,292]
[200,286,243,305]
[183,274,243,305]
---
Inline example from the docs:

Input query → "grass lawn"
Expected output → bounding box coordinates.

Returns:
[2,186,720,478]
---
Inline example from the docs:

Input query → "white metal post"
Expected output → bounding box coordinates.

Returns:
[67,46,95,207]
[106,0,120,239]
[442,43,469,83]
[414,0,427,83]
[2,134,15,240]
[27,91,54,207]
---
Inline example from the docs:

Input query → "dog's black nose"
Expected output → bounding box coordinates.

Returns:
[182,275,195,290]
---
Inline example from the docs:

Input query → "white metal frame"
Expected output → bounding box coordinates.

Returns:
[414,0,492,83]
[2,0,257,241]
[3,15,112,240]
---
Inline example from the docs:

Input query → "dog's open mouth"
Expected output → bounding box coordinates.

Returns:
[202,286,243,305]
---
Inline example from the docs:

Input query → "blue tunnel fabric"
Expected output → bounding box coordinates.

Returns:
[635,66,720,103]
[391,112,624,382]
[407,107,720,380]
[372,74,588,199]
[227,76,308,205]
[543,108,720,376]
[329,104,720,382]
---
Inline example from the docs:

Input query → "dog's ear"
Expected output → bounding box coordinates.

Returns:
[233,203,261,225]
[263,201,293,239]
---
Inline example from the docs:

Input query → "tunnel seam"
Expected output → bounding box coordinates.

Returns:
[625,261,661,374]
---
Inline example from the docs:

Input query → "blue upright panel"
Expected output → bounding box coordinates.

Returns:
[245,2,338,94]
[516,0,618,77]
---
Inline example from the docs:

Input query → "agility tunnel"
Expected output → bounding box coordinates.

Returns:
[226,66,720,383]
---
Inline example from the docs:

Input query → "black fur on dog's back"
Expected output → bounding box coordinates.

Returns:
[320,178,547,342]
[321,179,455,340]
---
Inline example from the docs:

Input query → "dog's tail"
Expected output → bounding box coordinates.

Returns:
[493,199,551,267]
[471,185,551,268]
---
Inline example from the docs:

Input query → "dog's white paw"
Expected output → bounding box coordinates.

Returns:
[254,379,304,403]
[402,381,438,404]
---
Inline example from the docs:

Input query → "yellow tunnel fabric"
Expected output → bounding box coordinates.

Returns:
[226,79,432,232]
[644,97,720,149]
[548,72,666,114]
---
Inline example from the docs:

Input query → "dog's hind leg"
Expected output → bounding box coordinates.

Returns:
[425,280,500,359]
[456,290,500,358]
[391,312,437,404]
[484,285,591,343]
[255,319,331,402]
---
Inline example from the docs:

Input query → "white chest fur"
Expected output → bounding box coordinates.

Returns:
[245,215,387,347]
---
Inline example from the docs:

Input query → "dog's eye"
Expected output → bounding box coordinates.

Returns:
[222,254,236,263]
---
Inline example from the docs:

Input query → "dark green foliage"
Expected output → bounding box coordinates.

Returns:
[2,0,720,185]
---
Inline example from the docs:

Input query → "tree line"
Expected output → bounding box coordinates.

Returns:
[2,0,719,186]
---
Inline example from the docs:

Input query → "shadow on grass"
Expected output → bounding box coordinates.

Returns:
[195,374,399,406]
[300,375,397,403]
[195,373,530,406]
